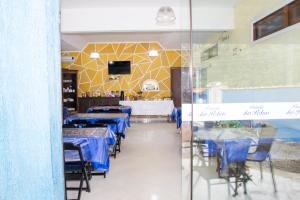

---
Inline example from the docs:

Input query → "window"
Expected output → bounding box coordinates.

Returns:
[289,0,300,25]
[201,44,218,61]
[253,0,300,41]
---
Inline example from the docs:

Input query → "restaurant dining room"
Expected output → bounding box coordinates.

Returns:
[1,0,300,200]
[59,0,188,199]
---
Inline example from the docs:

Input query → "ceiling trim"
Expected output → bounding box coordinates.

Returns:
[61,40,184,53]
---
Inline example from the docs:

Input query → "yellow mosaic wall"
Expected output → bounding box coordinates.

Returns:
[62,42,181,99]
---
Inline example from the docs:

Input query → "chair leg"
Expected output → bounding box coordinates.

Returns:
[87,163,92,180]
[242,170,248,195]
[77,174,84,200]
[82,168,91,192]
[243,180,247,195]
[118,135,121,152]
[259,162,263,180]
[233,163,239,197]
[216,153,221,177]
[64,174,68,200]
[268,157,277,193]
[233,177,238,197]
[113,145,117,158]
[116,135,121,153]
[110,145,117,158]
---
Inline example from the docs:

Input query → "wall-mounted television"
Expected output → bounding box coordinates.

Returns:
[108,61,131,75]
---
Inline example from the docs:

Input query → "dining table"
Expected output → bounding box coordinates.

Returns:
[64,113,130,138]
[193,127,257,170]
[87,105,131,127]
[63,127,116,172]
[193,127,256,195]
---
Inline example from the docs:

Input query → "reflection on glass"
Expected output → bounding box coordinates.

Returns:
[256,14,285,39]
[289,1,300,25]
[190,0,300,199]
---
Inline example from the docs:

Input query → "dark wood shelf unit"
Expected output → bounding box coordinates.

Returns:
[62,69,78,112]
[78,97,120,112]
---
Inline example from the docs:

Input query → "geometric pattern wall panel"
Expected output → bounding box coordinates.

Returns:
[62,42,181,99]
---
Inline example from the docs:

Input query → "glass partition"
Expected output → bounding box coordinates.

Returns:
[187,0,300,199]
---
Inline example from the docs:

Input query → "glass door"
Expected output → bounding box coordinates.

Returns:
[184,0,300,199]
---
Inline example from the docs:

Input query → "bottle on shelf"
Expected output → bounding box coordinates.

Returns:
[120,91,124,100]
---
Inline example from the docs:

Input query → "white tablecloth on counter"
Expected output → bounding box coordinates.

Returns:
[119,100,174,116]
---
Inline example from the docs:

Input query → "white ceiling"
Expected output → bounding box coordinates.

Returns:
[61,31,215,51]
[61,0,239,9]
[60,0,237,51]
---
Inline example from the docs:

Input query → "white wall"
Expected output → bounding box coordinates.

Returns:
[61,6,234,33]
[192,7,234,31]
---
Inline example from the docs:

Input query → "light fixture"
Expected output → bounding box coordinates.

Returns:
[148,49,159,57]
[90,52,100,59]
[156,6,176,25]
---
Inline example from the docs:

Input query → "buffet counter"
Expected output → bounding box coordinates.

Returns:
[119,100,174,116]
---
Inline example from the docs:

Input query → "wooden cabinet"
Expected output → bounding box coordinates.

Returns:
[171,67,190,107]
[62,70,77,112]
[78,97,120,112]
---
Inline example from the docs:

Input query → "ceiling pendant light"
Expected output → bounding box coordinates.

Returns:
[148,49,159,57]
[156,6,176,25]
[90,52,100,59]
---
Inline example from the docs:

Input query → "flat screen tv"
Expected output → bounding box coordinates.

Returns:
[108,61,131,75]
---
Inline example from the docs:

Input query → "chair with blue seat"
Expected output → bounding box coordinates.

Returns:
[193,126,218,157]
[247,126,277,192]
[196,139,218,157]
[217,138,252,197]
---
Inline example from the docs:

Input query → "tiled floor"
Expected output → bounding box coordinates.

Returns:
[68,122,181,200]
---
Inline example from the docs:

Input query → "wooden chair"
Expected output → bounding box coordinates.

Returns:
[67,119,90,128]
[64,142,90,200]
[89,109,122,114]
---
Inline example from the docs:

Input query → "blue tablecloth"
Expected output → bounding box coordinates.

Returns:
[171,107,182,129]
[65,113,129,138]
[64,135,110,172]
[194,128,255,172]
[86,106,132,127]
[87,106,132,117]
[216,139,252,172]
[105,128,117,145]
[63,127,116,146]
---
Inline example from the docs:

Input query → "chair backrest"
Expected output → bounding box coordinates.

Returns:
[94,119,117,125]
[63,124,77,128]
[94,119,118,133]
[85,123,108,128]
[63,142,84,164]
[90,109,122,113]
[223,139,252,165]
[68,119,89,128]
[256,138,274,152]
[252,126,277,160]
[106,109,122,113]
